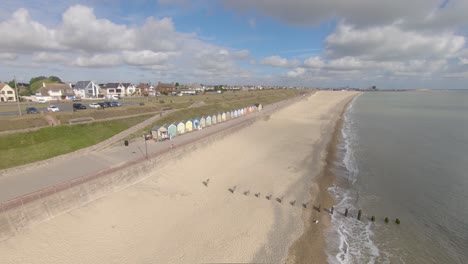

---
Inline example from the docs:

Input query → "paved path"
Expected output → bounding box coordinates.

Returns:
[0,97,303,203]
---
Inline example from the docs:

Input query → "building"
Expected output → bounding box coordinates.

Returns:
[122,83,139,96]
[156,82,177,93]
[185,119,193,132]
[0,83,16,102]
[74,81,101,98]
[102,83,126,98]
[152,125,168,141]
[221,112,226,121]
[211,114,217,125]
[38,82,74,100]
[200,116,206,128]
[176,121,186,135]
[137,83,155,96]
[217,113,222,123]
[166,124,177,139]
[193,118,200,130]
[206,116,212,126]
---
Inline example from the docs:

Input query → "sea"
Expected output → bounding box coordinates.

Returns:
[325,91,468,264]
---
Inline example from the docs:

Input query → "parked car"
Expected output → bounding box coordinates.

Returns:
[73,103,86,110]
[26,107,39,114]
[47,105,60,112]
[89,103,101,109]
[110,101,121,107]
[104,101,113,107]
[71,97,82,102]
[37,98,46,104]
[97,102,108,108]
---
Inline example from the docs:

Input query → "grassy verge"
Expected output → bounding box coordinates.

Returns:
[0,115,151,170]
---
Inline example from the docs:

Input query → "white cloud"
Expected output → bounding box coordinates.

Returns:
[0,53,18,60]
[325,23,465,61]
[74,54,122,67]
[287,67,306,78]
[32,52,68,63]
[123,50,173,66]
[260,55,299,67]
[304,56,325,68]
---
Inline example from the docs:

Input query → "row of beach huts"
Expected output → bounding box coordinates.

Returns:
[151,104,263,141]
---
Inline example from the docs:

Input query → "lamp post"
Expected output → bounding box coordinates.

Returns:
[14,77,22,116]
[143,133,148,159]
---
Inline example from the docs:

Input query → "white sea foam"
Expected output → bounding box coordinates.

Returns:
[326,94,381,264]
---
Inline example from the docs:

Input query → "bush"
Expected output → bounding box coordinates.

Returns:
[159,100,165,104]
[139,102,145,106]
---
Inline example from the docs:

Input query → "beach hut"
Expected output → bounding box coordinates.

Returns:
[200,116,206,128]
[247,106,252,114]
[240,108,244,116]
[231,110,235,118]
[212,114,217,125]
[176,121,186,135]
[206,115,212,126]
[257,103,263,111]
[193,118,200,130]
[217,113,222,123]
[226,111,231,120]
[221,112,226,121]
[166,123,177,139]
[185,119,193,132]
[152,125,168,141]
[234,110,238,118]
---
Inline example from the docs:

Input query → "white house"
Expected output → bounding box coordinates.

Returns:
[37,82,74,100]
[102,83,126,98]
[122,83,139,96]
[74,81,101,98]
[0,82,16,102]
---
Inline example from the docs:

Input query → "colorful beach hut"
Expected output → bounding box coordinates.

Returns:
[212,114,217,125]
[234,110,238,118]
[217,113,222,123]
[185,119,193,132]
[151,125,168,141]
[200,116,206,128]
[221,112,226,121]
[206,116,212,126]
[176,121,186,135]
[226,111,231,120]
[166,123,177,139]
[193,118,200,130]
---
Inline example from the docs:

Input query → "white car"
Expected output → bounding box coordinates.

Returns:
[89,103,101,109]
[47,105,60,112]
[37,98,46,104]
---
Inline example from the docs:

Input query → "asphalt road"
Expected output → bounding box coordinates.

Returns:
[0,101,133,116]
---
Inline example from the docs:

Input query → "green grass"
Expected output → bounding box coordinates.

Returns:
[0,115,151,170]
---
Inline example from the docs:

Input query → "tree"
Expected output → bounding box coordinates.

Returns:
[48,76,62,83]
[175,82,179,87]
[29,76,47,86]
[8,80,15,88]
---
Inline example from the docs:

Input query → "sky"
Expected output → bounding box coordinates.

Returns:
[0,0,468,89]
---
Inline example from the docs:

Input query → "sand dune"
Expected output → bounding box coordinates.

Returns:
[0,91,357,264]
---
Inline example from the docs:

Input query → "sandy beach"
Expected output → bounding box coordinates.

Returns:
[0,91,357,264]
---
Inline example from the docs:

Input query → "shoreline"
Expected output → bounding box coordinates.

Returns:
[286,97,355,264]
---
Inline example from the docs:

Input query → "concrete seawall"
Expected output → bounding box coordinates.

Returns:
[0,95,307,242]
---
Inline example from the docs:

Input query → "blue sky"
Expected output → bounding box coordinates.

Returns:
[0,0,467,89]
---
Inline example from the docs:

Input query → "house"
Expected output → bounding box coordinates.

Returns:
[206,116,212,126]
[38,82,74,100]
[217,113,222,123]
[137,83,155,96]
[200,116,206,128]
[102,83,126,98]
[123,83,139,96]
[74,81,101,98]
[156,82,177,93]
[176,121,186,135]
[193,118,200,130]
[0,83,16,102]
[221,112,226,121]
[152,125,169,141]
[166,123,177,139]
[185,119,193,132]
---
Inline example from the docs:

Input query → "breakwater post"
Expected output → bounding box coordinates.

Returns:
[344,208,348,217]
[357,209,362,220]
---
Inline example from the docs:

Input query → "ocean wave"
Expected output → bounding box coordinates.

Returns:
[326,94,381,264]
